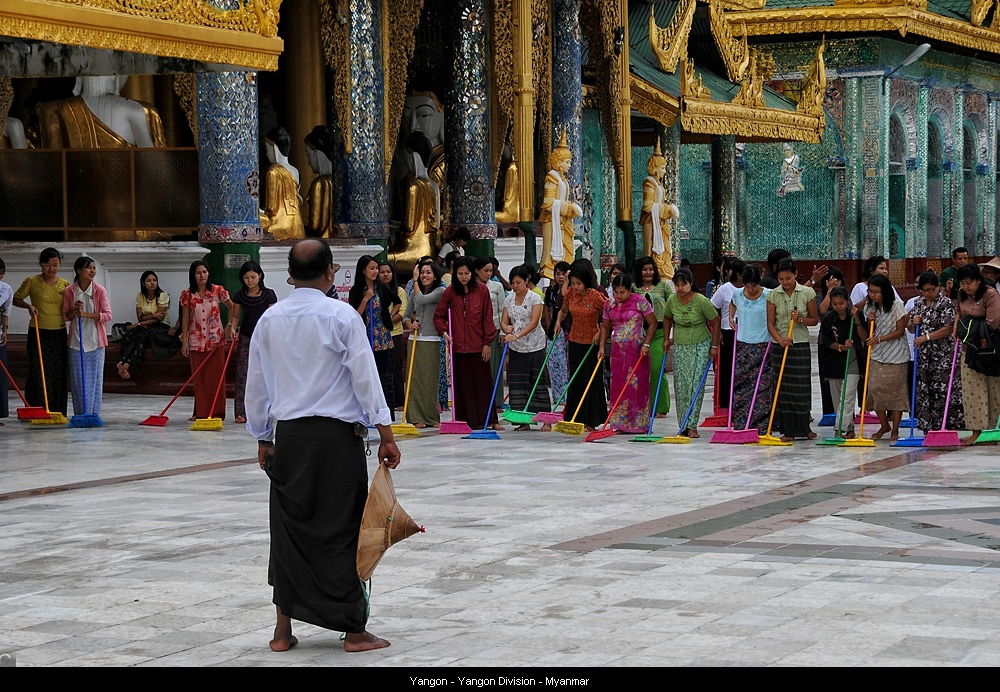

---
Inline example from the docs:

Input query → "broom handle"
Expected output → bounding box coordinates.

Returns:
[568,354,604,423]
[646,342,670,436]
[856,315,876,438]
[206,337,238,418]
[400,326,419,423]
[522,335,559,411]
[32,313,53,413]
[764,320,796,438]
[597,351,647,432]
[0,354,32,407]
[905,325,919,439]
[368,300,375,349]
[77,316,87,412]
[448,308,457,410]
[742,340,772,432]
[157,348,217,417]
[677,350,714,434]
[711,323,722,415]
[726,323,738,429]
[833,315,856,439]
[938,335,961,432]
[552,341,595,409]
[479,342,509,432]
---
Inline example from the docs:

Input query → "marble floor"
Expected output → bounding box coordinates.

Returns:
[1,380,999,667]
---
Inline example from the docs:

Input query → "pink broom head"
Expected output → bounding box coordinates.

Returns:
[710,428,759,445]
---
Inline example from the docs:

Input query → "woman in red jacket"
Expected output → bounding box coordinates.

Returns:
[434,256,502,431]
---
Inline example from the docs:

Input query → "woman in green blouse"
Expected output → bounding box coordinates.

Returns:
[663,268,721,437]
[634,256,672,417]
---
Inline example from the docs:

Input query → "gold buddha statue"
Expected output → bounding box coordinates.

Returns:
[37,76,165,148]
[494,147,520,224]
[304,125,335,238]
[640,142,680,281]
[261,126,306,241]
[539,130,582,280]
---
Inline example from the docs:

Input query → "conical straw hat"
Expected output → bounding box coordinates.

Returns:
[357,464,422,581]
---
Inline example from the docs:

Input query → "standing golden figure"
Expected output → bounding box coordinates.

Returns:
[261,126,306,241]
[539,130,582,280]
[640,142,680,282]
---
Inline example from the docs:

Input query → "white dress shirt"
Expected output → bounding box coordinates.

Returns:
[245,286,391,441]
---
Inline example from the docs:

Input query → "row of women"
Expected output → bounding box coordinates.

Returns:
[3,248,278,425]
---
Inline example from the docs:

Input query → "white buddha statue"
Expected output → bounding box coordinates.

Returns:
[38,76,164,148]
[261,126,305,241]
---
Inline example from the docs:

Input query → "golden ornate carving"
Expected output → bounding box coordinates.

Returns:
[493,0,515,183]
[317,0,352,154]
[833,0,925,7]
[681,98,823,143]
[797,39,826,118]
[0,6,282,70]
[532,0,552,159]
[384,0,424,181]
[0,77,12,138]
[580,0,626,170]
[720,0,767,9]
[710,0,751,83]
[648,0,695,74]
[971,0,993,26]
[173,73,198,139]
[681,58,711,101]
[729,6,1000,57]
[732,51,773,109]
[629,76,679,128]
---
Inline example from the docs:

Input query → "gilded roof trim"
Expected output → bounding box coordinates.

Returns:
[0,0,283,70]
[630,74,680,127]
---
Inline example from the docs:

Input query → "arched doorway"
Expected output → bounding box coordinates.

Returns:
[964,123,979,254]
[888,114,907,258]
[927,119,945,258]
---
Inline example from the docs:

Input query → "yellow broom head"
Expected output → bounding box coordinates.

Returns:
[189,417,224,431]
[757,435,793,446]
[839,436,877,448]
[391,423,421,437]
[357,464,422,581]
[657,435,691,444]
[553,421,586,436]
[30,412,68,426]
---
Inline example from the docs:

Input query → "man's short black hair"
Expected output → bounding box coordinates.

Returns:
[453,226,472,243]
[288,239,332,281]
[767,248,791,271]
[952,246,969,258]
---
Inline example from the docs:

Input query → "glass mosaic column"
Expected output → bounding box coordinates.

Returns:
[664,122,681,263]
[915,86,929,258]
[196,71,261,294]
[860,77,883,258]
[339,0,388,241]
[988,100,998,256]
[712,135,737,258]
[952,92,965,253]
[551,0,583,259]
[447,0,496,258]
[843,77,862,259]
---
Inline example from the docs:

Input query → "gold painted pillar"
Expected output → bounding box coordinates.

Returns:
[615,0,635,268]
[514,0,537,265]
[282,0,326,196]
[122,75,155,104]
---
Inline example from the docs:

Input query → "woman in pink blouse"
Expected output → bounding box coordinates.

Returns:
[180,260,234,420]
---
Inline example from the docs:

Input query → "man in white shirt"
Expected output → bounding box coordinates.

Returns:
[246,239,401,653]
[437,225,470,265]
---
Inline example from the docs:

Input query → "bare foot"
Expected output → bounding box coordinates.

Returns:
[235,415,247,424]
[492,423,505,431]
[415,423,427,429]
[514,424,530,431]
[685,429,700,438]
[187,416,197,422]
[344,631,391,652]
[780,435,794,442]
[962,432,980,447]
[844,430,856,439]
[117,362,131,380]
[806,431,817,440]
[871,426,891,440]
[540,423,552,432]
[269,634,298,652]
[269,608,298,652]
[655,413,667,419]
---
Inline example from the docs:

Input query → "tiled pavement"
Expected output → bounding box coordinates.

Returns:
[2,382,1000,667]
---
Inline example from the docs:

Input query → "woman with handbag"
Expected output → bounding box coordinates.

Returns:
[955,263,1000,445]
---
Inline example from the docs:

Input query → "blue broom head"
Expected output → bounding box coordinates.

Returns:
[69,413,104,428]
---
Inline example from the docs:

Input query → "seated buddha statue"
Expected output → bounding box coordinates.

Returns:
[304,125,335,238]
[260,126,306,241]
[37,76,164,148]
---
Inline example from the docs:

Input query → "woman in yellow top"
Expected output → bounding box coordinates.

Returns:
[13,247,71,415]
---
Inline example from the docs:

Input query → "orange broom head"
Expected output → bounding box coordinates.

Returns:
[357,464,421,581]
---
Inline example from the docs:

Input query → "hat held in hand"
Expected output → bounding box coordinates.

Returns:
[357,464,423,581]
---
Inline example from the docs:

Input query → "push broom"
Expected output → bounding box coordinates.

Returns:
[503,337,559,426]
[658,351,714,444]
[839,315,877,448]
[755,321,796,447]
[140,348,216,426]
[922,336,962,448]
[391,326,421,437]
[553,354,604,436]
[818,316,856,446]
[585,351,648,442]
[0,355,49,420]
[28,313,68,426]
[892,325,924,447]
[711,324,758,444]
[632,343,671,442]
[68,316,103,428]
[700,325,729,428]
[462,342,509,441]
[721,340,772,446]
[532,343,595,425]
[440,308,473,434]
[190,337,239,431]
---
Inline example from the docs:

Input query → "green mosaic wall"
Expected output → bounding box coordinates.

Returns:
[677,143,713,263]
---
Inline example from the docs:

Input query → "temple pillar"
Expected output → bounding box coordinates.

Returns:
[551,0,582,261]
[513,0,537,265]
[952,92,965,252]
[860,77,882,258]
[877,78,891,256]
[844,77,862,258]
[282,0,326,198]
[447,0,496,258]
[664,121,681,265]
[987,99,999,256]
[195,71,262,297]
[337,0,388,244]
[711,135,737,259]
[915,85,929,258]
[613,0,635,271]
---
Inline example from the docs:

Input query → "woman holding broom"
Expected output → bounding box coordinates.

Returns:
[766,259,819,441]
[908,271,963,436]
[663,268,721,438]
[554,259,607,433]
[62,256,112,419]
[729,264,772,434]
[502,265,551,431]
[406,260,446,428]
[598,275,657,434]
[856,273,910,441]
[634,256,672,418]
[955,263,1000,445]
[543,261,572,406]
[180,260,234,421]
[13,247,70,416]
[349,255,402,420]
[433,257,502,431]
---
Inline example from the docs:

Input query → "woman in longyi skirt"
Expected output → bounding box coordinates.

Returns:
[857,273,910,441]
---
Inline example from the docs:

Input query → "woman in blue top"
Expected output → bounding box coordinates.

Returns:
[728,264,772,433]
